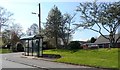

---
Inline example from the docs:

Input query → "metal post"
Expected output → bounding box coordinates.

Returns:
[28,40,29,56]
[40,37,43,57]
[37,39,40,57]
[32,40,33,56]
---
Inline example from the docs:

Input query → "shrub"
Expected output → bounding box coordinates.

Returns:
[43,41,56,50]
[1,44,7,49]
[11,46,17,52]
[16,42,24,52]
[2,43,11,49]
[67,41,81,50]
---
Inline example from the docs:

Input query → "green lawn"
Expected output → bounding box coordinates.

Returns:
[43,48,119,69]
[0,49,12,54]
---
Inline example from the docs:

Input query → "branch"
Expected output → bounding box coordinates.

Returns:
[88,27,110,40]
[89,27,99,32]
[115,34,120,44]
[96,22,102,31]
[102,24,110,33]
[114,23,120,33]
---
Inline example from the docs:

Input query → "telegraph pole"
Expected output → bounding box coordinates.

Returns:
[32,3,42,57]
[38,3,43,57]
[38,3,41,34]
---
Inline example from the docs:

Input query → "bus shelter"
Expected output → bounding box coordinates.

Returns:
[20,35,43,57]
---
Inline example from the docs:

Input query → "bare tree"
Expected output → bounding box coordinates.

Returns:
[2,23,23,46]
[58,13,75,47]
[9,23,23,38]
[26,28,32,36]
[0,7,13,35]
[26,23,39,36]
[30,23,39,35]
[76,1,120,48]
[2,29,11,44]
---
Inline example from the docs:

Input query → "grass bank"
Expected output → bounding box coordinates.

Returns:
[0,49,12,54]
[43,48,119,68]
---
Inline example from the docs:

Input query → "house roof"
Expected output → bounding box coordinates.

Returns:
[94,34,120,44]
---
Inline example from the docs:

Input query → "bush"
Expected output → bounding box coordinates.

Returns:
[67,41,81,50]
[2,43,11,49]
[43,41,56,50]
[1,44,7,49]
[16,42,24,52]
[11,46,17,52]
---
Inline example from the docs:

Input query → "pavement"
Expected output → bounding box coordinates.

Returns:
[2,59,34,68]
[1,52,109,70]
[1,54,42,70]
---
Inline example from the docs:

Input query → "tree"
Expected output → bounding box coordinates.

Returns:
[0,7,13,35]
[2,23,23,46]
[45,5,62,48]
[26,23,39,36]
[58,13,75,47]
[76,1,120,48]
[26,28,32,36]
[45,6,76,48]
[10,31,20,46]
[9,23,23,38]
[2,29,11,45]
[30,23,39,35]
[40,28,57,49]
[90,37,96,43]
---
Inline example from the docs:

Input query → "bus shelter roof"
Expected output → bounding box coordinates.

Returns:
[20,35,43,40]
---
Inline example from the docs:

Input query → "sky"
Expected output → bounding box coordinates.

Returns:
[0,0,120,41]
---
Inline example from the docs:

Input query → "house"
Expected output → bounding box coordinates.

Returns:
[82,43,99,49]
[94,34,120,48]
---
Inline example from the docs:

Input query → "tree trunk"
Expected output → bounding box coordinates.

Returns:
[55,34,58,49]
[62,38,68,48]
[109,37,116,48]
[109,40,112,48]
[109,32,115,48]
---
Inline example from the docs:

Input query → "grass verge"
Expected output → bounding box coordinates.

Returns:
[43,48,119,69]
[0,49,12,54]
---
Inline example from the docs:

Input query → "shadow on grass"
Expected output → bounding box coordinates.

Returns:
[50,49,80,53]
[42,54,61,59]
